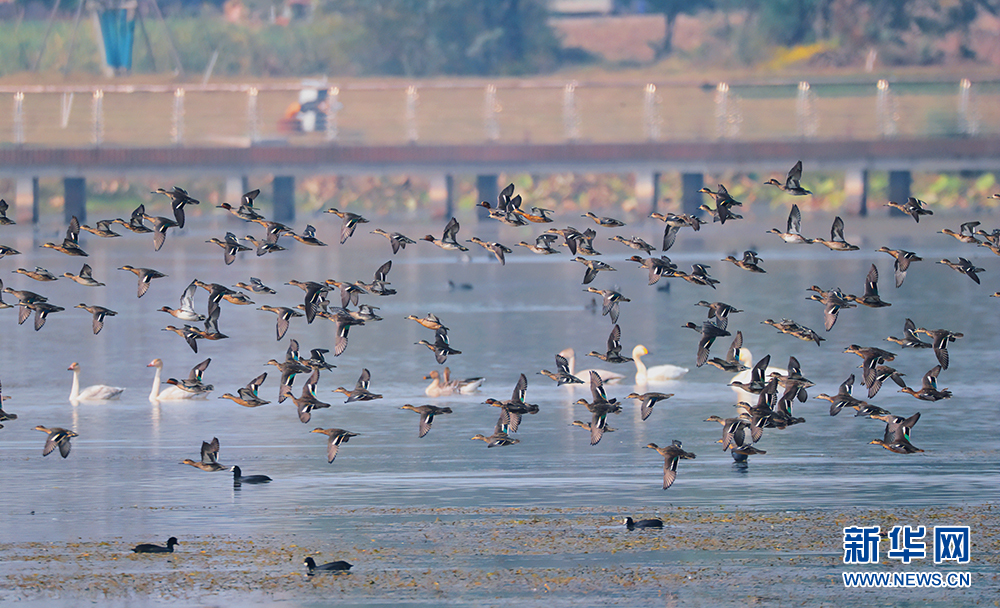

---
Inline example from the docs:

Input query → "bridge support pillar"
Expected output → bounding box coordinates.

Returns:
[635,171,656,214]
[476,174,498,220]
[843,169,868,216]
[651,172,662,214]
[888,170,911,217]
[225,175,248,206]
[272,176,295,223]
[15,176,39,224]
[444,174,455,219]
[64,177,86,223]
[681,172,703,217]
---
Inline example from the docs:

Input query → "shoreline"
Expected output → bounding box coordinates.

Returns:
[2,504,995,606]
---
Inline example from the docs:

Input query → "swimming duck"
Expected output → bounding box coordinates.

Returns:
[812,216,859,251]
[899,365,951,401]
[371,228,416,254]
[311,427,358,462]
[585,287,630,324]
[416,328,461,364]
[206,232,251,265]
[13,267,58,282]
[182,437,227,471]
[764,160,811,195]
[440,368,484,394]
[470,430,520,447]
[631,344,688,382]
[627,255,678,285]
[937,258,984,284]
[303,556,352,574]
[421,217,468,251]
[0,199,14,225]
[80,219,121,238]
[913,326,962,369]
[334,369,382,403]
[706,331,747,373]
[623,517,663,530]
[626,391,674,421]
[62,263,105,287]
[152,185,199,228]
[34,425,77,458]
[538,352,584,386]
[112,204,153,234]
[582,211,625,227]
[219,372,270,407]
[133,537,179,553]
[644,441,696,489]
[232,465,271,485]
[400,404,453,438]
[768,204,813,244]
[257,305,303,341]
[722,250,767,274]
[850,264,891,308]
[885,197,933,222]
[41,216,88,256]
[74,304,117,335]
[289,224,327,247]
[147,358,210,401]
[119,265,167,298]
[587,324,633,364]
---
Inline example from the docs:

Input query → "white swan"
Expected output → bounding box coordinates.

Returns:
[147,358,207,401]
[631,345,689,383]
[559,348,625,384]
[68,362,126,401]
[729,349,787,402]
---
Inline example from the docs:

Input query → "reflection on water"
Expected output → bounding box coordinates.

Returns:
[0,211,997,542]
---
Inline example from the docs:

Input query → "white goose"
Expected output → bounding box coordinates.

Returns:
[559,347,625,384]
[147,358,208,401]
[631,345,689,384]
[67,362,126,402]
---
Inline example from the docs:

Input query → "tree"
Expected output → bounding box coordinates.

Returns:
[645,0,714,59]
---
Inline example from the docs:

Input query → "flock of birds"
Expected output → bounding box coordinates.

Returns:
[0,164,994,564]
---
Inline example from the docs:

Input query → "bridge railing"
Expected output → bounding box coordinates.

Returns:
[1,79,997,148]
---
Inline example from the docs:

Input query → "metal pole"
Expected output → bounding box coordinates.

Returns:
[92,89,104,146]
[172,88,184,145]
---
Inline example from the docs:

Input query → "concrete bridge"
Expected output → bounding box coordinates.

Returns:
[2,136,998,223]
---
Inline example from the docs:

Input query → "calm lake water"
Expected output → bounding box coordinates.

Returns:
[0,206,997,543]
